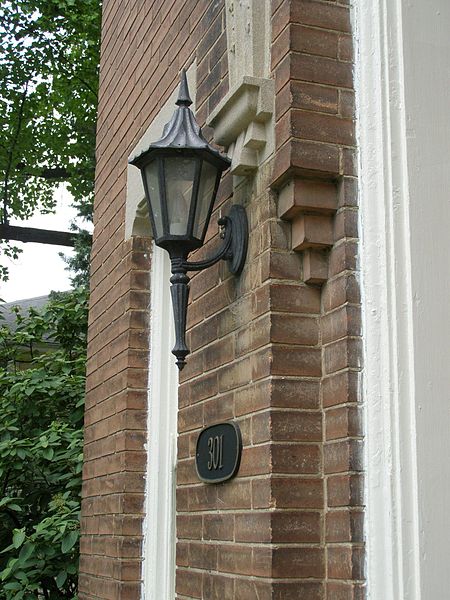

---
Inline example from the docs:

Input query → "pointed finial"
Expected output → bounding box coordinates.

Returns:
[176,69,192,107]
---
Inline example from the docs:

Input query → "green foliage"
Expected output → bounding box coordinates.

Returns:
[60,227,93,289]
[0,0,101,279]
[0,287,88,599]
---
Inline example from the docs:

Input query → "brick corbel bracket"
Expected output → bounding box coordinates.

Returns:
[277,178,338,285]
[207,76,275,176]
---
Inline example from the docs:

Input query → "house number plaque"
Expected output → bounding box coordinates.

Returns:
[195,422,242,483]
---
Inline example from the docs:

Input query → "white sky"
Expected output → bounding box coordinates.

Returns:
[1,186,92,303]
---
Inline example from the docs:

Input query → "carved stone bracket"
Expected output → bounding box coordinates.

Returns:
[206,0,274,177]
[278,178,338,285]
[207,76,274,176]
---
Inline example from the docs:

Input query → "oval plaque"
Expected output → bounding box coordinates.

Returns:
[195,422,242,484]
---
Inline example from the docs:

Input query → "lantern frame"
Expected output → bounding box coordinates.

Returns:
[131,149,226,254]
[129,70,248,370]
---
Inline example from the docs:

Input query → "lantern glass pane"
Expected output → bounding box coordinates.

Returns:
[193,160,218,241]
[143,160,163,238]
[164,157,197,236]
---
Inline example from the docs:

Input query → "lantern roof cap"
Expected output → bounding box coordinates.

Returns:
[176,69,192,107]
[129,70,231,170]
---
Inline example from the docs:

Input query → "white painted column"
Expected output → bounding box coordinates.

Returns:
[401,2,450,596]
[356,0,450,598]
[142,244,178,599]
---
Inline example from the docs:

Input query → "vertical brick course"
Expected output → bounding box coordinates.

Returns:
[271,0,363,597]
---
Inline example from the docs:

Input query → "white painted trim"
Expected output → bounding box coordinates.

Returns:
[141,244,178,600]
[354,1,421,598]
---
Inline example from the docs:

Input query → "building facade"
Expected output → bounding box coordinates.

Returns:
[79,1,450,599]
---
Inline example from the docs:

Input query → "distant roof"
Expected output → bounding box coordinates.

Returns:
[1,294,51,331]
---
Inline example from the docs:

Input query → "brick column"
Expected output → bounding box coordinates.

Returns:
[80,235,151,598]
[271,1,365,597]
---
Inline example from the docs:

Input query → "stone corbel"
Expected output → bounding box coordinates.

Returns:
[207,76,274,176]
[278,179,338,285]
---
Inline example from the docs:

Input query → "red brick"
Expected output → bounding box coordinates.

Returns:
[276,109,355,148]
[270,282,321,313]
[323,337,362,374]
[217,544,254,576]
[326,405,363,440]
[176,568,203,598]
[273,138,340,185]
[271,377,321,409]
[272,510,321,543]
[235,513,272,542]
[324,439,364,473]
[326,581,366,600]
[203,393,234,423]
[271,345,322,377]
[326,509,364,543]
[239,444,272,476]
[187,484,218,511]
[272,477,323,508]
[328,546,365,580]
[272,546,325,578]
[277,53,353,91]
[327,474,364,507]
[273,581,324,600]
[290,0,352,33]
[189,542,217,570]
[276,80,338,121]
[234,578,272,600]
[322,305,361,344]
[202,573,235,599]
[216,480,252,510]
[272,443,321,474]
[272,23,339,68]
[271,410,322,441]
[203,513,234,541]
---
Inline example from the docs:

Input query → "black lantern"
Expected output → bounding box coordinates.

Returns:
[130,70,248,370]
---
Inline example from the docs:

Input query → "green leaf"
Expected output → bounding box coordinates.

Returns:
[12,529,26,549]
[42,447,54,460]
[4,582,21,590]
[18,542,34,562]
[55,570,67,587]
[61,530,78,553]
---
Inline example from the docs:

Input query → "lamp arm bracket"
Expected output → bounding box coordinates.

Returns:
[183,204,248,276]
[183,217,233,272]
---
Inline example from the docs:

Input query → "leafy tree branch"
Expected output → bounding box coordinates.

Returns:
[0,0,102,280]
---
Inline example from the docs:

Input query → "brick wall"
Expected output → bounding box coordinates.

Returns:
[80,1,227,598]
[80,0,364,598]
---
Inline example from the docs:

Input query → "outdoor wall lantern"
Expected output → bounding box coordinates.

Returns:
[129,70,248,371]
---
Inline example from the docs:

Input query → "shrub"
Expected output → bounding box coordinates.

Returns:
[0,287,88,599]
